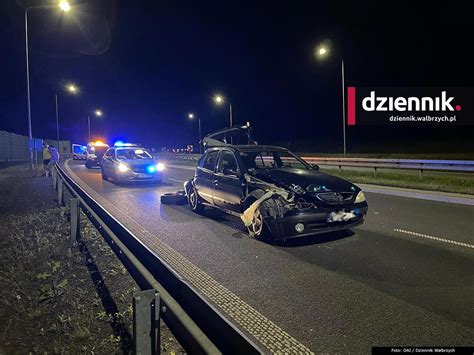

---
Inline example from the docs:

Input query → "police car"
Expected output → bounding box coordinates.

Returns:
[101,143,165,183]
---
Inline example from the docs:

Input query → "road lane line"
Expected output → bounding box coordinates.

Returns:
[64,159,314,354]
[393,228,474,249]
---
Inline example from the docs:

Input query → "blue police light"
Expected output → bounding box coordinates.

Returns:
[114,141,125,147]
[147,165,157,173]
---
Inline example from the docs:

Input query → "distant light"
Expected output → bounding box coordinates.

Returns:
[188,113,194,119]
[315,44,329,59]
[66,83,78,94]
[118,163,129,172]
[214,95,224,104]
[135,149,144,154]
[59,1,71,12]
[156,163,165,171]
[94,110,103,117]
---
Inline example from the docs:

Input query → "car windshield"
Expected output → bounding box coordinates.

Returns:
[88,146,108,155]
[239,150,312,171]
[116,148,152,160]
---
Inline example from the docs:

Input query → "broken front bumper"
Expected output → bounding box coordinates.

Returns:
[265,203,368,240]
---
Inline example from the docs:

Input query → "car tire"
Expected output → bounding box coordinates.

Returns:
[85,160,91,169]
[161,191,187,205]
[101,170,108,181]
[188,185,204,213]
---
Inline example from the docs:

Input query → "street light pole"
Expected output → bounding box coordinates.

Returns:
[198,118,202,154]
[24,2,71,168]
[55,93,60,151]
[25,9,33,169]
[315,44,347,157]
[341,59,346,157]
[229,103,233,144]
[87,115,91,142]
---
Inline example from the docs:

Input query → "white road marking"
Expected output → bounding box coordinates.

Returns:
[393,228,474,249]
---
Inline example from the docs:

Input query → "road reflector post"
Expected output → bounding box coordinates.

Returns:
[419,169,423,179]
[70,198,80,245]
[57,177,64,206]
[133,289,160,355]
[374,166,377,177]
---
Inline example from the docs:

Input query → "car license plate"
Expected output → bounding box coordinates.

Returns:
[137,173,152,178]
[327,210,357,223]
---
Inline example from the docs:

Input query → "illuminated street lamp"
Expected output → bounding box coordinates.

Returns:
[55,82,79,152]
[88,109,104,142]
[188,113,202,153]
[66,84,78,94]
[58,1,71,12]
[213,94,233,127]
[24,1,72,168]
[315,43,347,157]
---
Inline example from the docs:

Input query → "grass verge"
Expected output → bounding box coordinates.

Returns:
[0,165,183,354]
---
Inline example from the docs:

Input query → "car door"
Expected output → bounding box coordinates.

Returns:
[213,149,244,212]
[194,150,220,205]
[102,148,114,174]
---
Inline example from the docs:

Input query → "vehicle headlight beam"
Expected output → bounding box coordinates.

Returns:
[118,163,129,172]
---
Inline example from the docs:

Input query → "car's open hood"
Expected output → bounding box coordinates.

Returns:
[203,124,255,148]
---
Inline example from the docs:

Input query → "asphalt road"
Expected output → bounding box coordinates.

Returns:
[64,159,474,353]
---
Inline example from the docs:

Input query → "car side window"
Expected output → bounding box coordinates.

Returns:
[104,149,113,158]
[217,150,239,174]
[255,152,275,168]
[201,150,220,171]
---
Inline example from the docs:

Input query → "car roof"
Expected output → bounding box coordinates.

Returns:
[207,145,288,153]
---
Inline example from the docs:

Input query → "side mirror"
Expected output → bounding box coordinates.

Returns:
[312,164,319,170]
[223,167,239,176]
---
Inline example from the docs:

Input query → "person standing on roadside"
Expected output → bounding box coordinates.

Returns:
[50,145,60,166]
[47,145,59,178]
[42,143,52,177]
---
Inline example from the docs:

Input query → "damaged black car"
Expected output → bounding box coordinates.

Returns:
[184,125,368,240]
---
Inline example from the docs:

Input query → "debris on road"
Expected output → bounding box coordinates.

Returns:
[160,190,187,204]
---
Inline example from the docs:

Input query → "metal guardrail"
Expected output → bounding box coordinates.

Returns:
[155,153,474,177]
[52,162,262,355]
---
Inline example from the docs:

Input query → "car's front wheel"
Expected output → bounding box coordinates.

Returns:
[101,170,108,181]
[188,185,204,213]
[85,160,92,169]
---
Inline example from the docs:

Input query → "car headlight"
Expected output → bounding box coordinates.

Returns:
[88,154,97,159]
[118,163,129,172]
[156,163,165,171]
[355,191,366,203]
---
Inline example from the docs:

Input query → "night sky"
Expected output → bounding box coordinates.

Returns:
[1,1,473,153]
